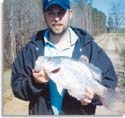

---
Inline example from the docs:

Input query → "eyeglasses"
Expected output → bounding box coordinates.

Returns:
[45,9,66,18]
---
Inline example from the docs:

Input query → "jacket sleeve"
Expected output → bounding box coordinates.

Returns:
[91,41,118,88]
[11,43,48,101]
[90,41,118,105]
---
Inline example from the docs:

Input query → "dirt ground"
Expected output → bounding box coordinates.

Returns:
[3,95,125,116]
[3,96,29,115]
[3,33,125,117]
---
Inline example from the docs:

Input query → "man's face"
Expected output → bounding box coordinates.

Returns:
[44,5,72,35]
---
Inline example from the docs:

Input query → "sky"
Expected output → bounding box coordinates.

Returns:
[92,0,125,18]
[71,0,125,21]
[92,0,113,18]
[92,0,125,28]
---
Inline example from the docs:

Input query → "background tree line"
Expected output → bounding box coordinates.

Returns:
[3,0,109,69]
[107,0,125,33]
[71,0,106,35]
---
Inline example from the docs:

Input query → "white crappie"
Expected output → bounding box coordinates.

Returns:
[35,56,121,111]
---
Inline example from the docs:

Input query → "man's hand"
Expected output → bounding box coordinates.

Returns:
[32,68,49,84]
[80,87,94,105]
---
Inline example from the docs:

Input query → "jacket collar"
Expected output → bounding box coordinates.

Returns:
[30,27,94,58]
[70,27,94,47]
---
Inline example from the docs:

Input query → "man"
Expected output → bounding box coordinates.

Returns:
[11,0,118,115]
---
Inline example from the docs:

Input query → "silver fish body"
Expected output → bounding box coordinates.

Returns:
[35,56,121,111]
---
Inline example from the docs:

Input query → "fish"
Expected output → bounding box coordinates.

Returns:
[35,56,122,111]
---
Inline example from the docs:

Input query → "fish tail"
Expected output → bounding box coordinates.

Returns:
[100,88,122,111]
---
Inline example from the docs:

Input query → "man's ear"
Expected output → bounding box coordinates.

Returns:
[69,9,72,20]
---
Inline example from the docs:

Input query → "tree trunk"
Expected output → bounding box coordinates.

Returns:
[10,0,16,63]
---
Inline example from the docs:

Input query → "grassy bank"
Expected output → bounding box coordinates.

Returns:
[119,32,125,37]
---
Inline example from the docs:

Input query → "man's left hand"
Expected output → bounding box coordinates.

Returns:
[80,87,94,105]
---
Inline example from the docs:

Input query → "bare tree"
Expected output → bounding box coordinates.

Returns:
[109,0,125,34]
[4,0,44,68]
[107,16,114,32]
[10,0,16,62]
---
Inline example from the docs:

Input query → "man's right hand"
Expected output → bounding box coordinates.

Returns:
[32,68,49,84]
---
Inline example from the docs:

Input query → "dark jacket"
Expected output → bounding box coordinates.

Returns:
[11,27,118,115]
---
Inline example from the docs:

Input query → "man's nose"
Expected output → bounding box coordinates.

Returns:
[54,13,61,21]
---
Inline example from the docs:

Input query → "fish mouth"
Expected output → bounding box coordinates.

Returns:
[50,67,60,73]
[49,66,60,73]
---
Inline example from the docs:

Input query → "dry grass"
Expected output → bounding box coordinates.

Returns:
[3,69,13,105]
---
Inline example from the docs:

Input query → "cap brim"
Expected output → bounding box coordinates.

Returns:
[44,1,68,10]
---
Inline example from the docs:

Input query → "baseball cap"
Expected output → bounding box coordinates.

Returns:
[43,0,70,11]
